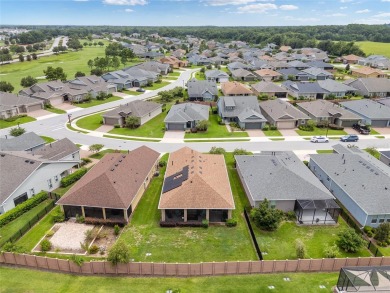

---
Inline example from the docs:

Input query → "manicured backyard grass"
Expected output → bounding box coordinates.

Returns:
[119,153,257,263]
[356,41,390,58]
[0,116,36,129]
[364,148,381,160]
[296,127,347,136]
[0,200,54,247]
[76,112,104,131]
[143,81,170,90]
[45,107,67,114]
[16,206,60,252]
[108,110,166,138]
[75,96,122,108]
[317,150,334,154]
[40,136,56,143]
[0,267,338,293]
[263,129,283,137]
[254,218,371,260]
[378,245,390,256]
[184,114,249,139]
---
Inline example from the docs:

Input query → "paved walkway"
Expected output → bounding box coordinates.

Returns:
[96,125,114,133]
[28,109,53,118]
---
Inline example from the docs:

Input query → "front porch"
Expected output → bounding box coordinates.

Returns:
[61,205,131,222]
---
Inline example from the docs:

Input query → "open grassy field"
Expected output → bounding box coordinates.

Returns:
[0,267,338,293]
[355,41,390,58]
[119,153,257,263]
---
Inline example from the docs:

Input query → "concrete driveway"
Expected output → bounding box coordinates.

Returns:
[246,129,265,137]
[56,103,79,112]
[96,125,114,133]
[279,129,299,136]
[162,131,185,142]
[27,109,53,118]
[374,128,390,135]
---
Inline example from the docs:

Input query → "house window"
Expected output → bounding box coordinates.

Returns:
[72,154,75,159]
[14,193,28,206]
[387,219,390,222]
[301,120,305,124]
[371,218,378,224]
[379,219,385,223]
[54,175,59,182]
[30,188,35,196]
[48,179,53,189]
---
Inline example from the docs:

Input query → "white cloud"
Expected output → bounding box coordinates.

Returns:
[340,6,347,9]
[327,13,347,16]
[356,9,370,13]
[237,3,277,13]
[375,12,390,17]
[381,0,390,2]
[124,8,134,12]
[103,0,147,5]
[204,0,261,6]
[279,4,298,10]
[284,16,319,22]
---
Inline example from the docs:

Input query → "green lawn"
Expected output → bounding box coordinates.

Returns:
[108,110,166,138]
[296,127,347,136]
[356,41,390,58]
[370,128,380,135]
[103,134,160,142]
[76,112,104,131]
[0,116,36,129]
[75,96,122,108]
[379,245,390,256]
[254,219,371,260]
[184,114,249,139]
[16,206,60,252]
[45,107,67,114]
[0,200,54,247]
[364,148,381,160]
[122,89,143,96]
[168,71,180,77]
[88,149,127,160]
[0,267,338,293]
[143,81,170,90]
[317,150,334,154]
[119,153,256,263]
[40,136,56,143]
[195,71,206,80]
[67,123,89,134]
[263,129,283,137]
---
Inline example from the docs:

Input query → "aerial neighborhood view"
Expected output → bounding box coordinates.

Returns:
[1,0,390,292]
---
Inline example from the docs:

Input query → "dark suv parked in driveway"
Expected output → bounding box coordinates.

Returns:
[352,123,370,135]
[340,134,359,142]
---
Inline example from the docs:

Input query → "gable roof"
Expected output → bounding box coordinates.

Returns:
[231,68,256,78]
[251,81,287,93]
[236,152,334,202]
[296,100,361,120]
[33,138,79,161]
[282,81,328,94]
[204,69,229,79]
[340,99,390,120]
[345,78,390,93]
[317,79,357,93]
[259,99,310,121]
[103,100,162,119]
[0,132,45,151]
[218,95,266,122]
[58,146,159,209]
[187,78,218,97]
[221,81,253,95]
[253,69,282,77]
[0,92,43,112]
[159,147,234,210]
[302,67,333,77]
[164,103,209,123]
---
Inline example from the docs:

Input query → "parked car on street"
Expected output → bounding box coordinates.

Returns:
[340,134,359,142]
[310,136,329,143]
[352,123,370,135]
[136,88,146,92]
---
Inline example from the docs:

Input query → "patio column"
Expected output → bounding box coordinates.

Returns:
[123,209,129,222]
[161,209,166,222]
[228,210,232,220]
[81,206,85,218]
[60,205,64,213]
[102,208,106,220]
[206,209,209,221]
[184,209,187,222]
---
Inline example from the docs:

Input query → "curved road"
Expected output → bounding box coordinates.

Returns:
[1,68,389,153]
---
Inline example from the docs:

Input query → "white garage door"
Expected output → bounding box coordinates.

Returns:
[277,121,295,129]
[27,104,43,112]
[49,97,63,106]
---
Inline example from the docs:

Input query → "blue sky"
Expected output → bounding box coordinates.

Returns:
[1,0,389,26]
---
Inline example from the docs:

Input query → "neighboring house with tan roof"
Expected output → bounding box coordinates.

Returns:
[221,81,253,96]
[279,45,292,52]
[0,138,80,214]
[67,75,117,102]
[158,147,234,223]
[102,100,162,127]
[259,99,310,129]
[342,54,363,64]
[251,81,288,98]
[57,146,159,222]
[0,92,44,119]
[351,66,387,78]
[253,69,282,82]
[159,56,188,68]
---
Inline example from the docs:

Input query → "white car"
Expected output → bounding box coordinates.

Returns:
[310,136,329,143]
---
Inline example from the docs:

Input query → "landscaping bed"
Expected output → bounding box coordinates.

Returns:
[75,96,121,108]
[296,126,347,136]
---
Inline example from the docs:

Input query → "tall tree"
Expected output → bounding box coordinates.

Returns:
[20,76,38,87]
[0,81,14,93]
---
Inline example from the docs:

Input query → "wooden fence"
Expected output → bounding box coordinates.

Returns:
[1,253,389,276]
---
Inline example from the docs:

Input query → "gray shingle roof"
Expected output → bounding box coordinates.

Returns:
[302,67,333,77]
[219,96,265,121]
[236,152,334,202]
[346,78,390,93]
[297,100,361,120]
[205,70,229,79]
[259,99,310,121]
[317,79,357,93]
[282,81,328,94]
[33,138,79,161]
[0,92,43,111]
[187,79,218,97]
[0,132,45,151]
[103,100,162,119]
[231,68,256,78]
[310,153,390,215]
[165,103,209,123]
[340,99,390,120]
[251,81,288,93]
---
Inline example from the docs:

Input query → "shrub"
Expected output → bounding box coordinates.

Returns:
[0,191,48,228]
[328,124,344,130]
[233,148,251,156]
[269,125,278,131]
[295,239,306,259]
[46,230,55,238]
[209,147,226,154]
[374,222,390,243]
[114,225,120,236]
[84,217,126,226]
[262,125,269,131]
[84,229,94,243]
[176,222,204,227]
[76,214,85,223]
[70,254,85,267]
[89,144,104,153]
[324,244,338,258]
[40,239,52,252]
[80,157,92,167]
[1,242,25,253]
[250,199,284,231]
[337,228,366,253]
[107,241,131,265]
[88,245,99,254]
[303,160,309,166]
[60,168,87,187]
[114,124,120,128]
[217,116,223,125]
[9,127,26,137]
[159,160,167,167]
[196,120,210,132]
[285,211,296,221]
[52,210,65,223]
[226,218,237,227]
[202,219,209,228]
[159,221,177,227]
[258,94,269,101]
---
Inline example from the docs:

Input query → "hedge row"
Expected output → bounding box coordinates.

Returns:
[60,168,87,187]
[160,221,205,227]
[84,217,126,227]
[0,191,48,228]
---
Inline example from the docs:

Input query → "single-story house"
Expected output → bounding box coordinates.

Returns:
[218,96,267,129]
[344,78,390,98]
[268,61,291,71]
[296,100,361,127]
[339,99,390,127]
[302,67,334,80]
[351,67,386,78]
[0,138,80,214]
[279,45,292,52]
[0,92,44,119]
[101,71,135,90]
[227,61,252,72]
[282,81,328,99]
[253,69,282,82]
[134,61,171,75]
[188,55,211,66]
[278,68,310,81]
[102,100,162,127]
[259,99,310,129]
[379,151,390,167]
[287,60,311,70]
[251,81,288,98]
[342,54,363,64]
[159,56,188,68]
[159,147,235,223]
[204,70,229,83]
[0,132,45,152]
[164,103,209,131]
[187,79,218,101]
[57,146,159,223]
[317,79,357,98]
[231,68,257,81]
[236,152,339,224]
[19,81,69,106]
[66,75,117,102]
[309,146,390,227]
[221,81,253,96]
[306,61,334,72]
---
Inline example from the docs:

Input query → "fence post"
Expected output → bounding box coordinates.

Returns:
[224,261,227,274]
[57,258,60,271]
[90,262,94,274]
[309,258,312,271]
[297,259,301,272]
[284,259,288,272]
[249,260,253,274]
[188,263,190,277]
[357,257,361,266]
[272,260,276,272]
[164,262,166,276]
[332,258,336,271]
[320,258,324,271]
[201,262,203,275]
